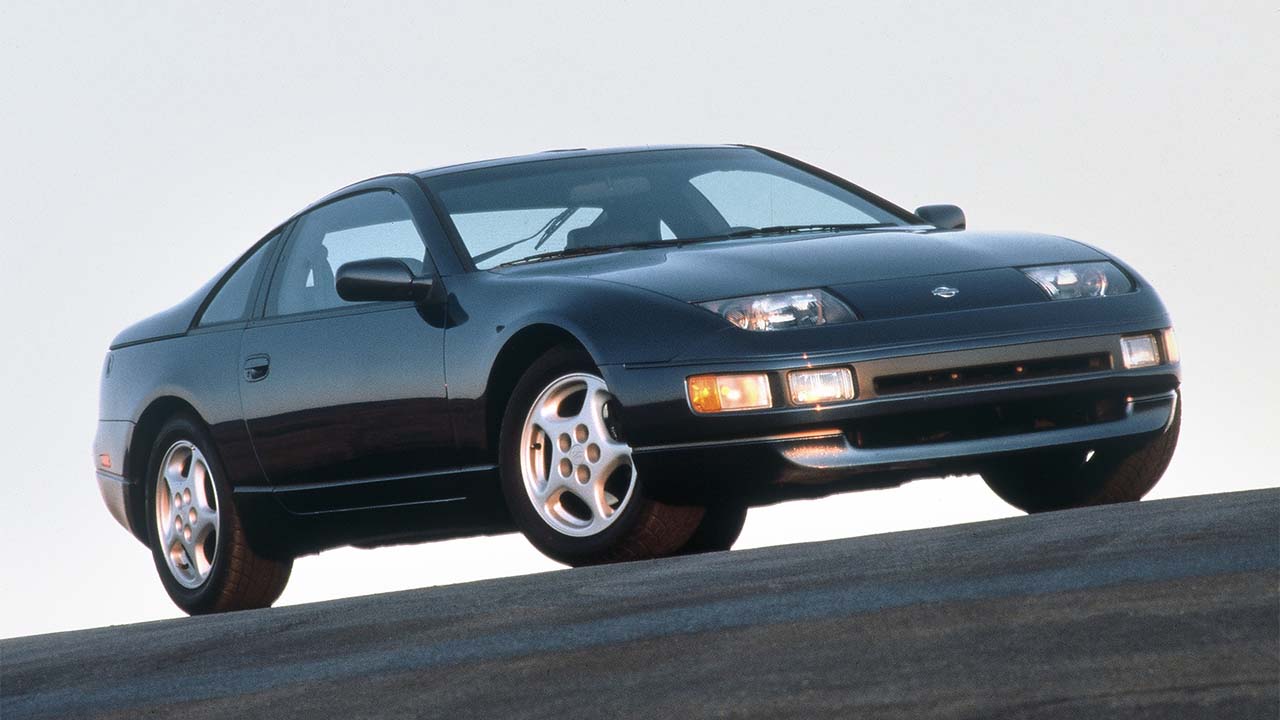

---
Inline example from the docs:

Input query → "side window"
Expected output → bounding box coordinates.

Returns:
[690,170,880,229]
[198,234,278,326]
[268,192,428,316]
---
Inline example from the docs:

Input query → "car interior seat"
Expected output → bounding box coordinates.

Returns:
[566,204,660,249]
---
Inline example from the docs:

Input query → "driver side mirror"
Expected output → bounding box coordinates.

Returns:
[915,204,966,231]
[335,258,436,303]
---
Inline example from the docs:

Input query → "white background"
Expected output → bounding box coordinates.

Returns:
[1,1,1276,639]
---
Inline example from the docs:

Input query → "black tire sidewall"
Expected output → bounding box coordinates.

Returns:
[984,400,1181,513]
[678,502,748,555]
[144,415,238,614]
[498,346,653,566]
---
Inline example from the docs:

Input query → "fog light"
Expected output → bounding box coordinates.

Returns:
[788,367,855,405]
[687,373,772,413]
[1121,334,1160,368]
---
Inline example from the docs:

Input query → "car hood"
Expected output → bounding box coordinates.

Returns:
[495,229,1106,306]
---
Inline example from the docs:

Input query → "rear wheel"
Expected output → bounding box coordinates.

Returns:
[145,416,292,614]
[499,346,704,566]
[982,401,1181,513]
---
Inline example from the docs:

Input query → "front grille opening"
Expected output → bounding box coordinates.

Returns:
[850,394,1126,450]
[873,353,1112,396]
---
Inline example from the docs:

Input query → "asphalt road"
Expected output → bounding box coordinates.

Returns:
[3,489,1277,719]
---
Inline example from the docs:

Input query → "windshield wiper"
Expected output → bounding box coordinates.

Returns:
[471,207,579,265]
[664,223,900,247]
[494,224,898,268]
[495,242,668,268]
[724,223,896,238]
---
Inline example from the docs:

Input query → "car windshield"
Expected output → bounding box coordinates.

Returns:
[421,148,916,269]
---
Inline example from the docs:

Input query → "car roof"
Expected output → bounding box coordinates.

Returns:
[298,145,748,218]
[411,144,746,179]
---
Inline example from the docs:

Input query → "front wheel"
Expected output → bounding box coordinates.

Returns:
[145,416,292,614]
[982,400,1181,514]
[676,503,748,555]
[499,346,704,566]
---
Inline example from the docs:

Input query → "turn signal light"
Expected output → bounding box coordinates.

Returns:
[1162,327,1180,364]
[1121,334,1160,369]
[687,373,772,413]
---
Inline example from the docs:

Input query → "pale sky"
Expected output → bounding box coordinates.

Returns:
[1,1,1277,639]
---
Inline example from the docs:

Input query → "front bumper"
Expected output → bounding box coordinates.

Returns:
[609,330,1180,502]
[634,390,1177,501]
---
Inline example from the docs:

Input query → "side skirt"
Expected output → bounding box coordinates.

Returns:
[232,465,515,557]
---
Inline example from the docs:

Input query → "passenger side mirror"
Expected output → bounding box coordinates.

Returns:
[915,204,966,231]
[335,258,435,303]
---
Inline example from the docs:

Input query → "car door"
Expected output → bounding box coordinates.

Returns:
[240,187,455,513]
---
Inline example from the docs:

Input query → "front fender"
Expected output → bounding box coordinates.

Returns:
[443,272,725,373]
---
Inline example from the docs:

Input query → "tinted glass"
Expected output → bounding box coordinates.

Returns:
[423,148,911,269]
[690,170,881,228]
[453,207,603,267]
[198,235,276,326]
[269,191,427,316]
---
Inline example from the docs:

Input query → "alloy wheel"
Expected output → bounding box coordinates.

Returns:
[154,440,220,588]
[519,373,637,537]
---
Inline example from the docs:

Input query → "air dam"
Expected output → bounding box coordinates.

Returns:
[3,489,1277,719]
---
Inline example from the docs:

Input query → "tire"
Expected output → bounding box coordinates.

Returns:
[981,399,1181,514]
[499,345,704,566]
[145,415,292,614]
[676,502,748,555]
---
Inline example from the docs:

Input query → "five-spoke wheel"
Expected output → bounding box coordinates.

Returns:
[500,346,704,566]
[154,441,220,588]
[520,373,636,537]
[145,415,292,614]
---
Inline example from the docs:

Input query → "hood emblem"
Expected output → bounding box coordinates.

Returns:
[932,286,959,299]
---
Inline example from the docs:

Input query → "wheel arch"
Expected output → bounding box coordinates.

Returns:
[484,323,595,455]
[125,396,205,543]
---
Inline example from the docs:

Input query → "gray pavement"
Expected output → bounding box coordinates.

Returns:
[3,488,1277,719]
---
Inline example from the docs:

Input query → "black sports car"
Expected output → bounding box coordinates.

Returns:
[95,146,1181,614]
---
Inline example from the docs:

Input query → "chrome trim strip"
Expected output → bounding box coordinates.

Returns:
[234,464,499,495]
[286,496,469,516]
[634,428,845,454]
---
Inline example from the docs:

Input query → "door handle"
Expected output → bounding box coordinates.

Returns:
[243,355,270,382]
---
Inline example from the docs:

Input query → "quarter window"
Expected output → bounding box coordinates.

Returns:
[198,234,277,326]
[268,192,429,316]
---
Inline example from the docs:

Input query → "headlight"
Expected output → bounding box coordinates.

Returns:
[1021,262,1133,300]
[698,289,857,331]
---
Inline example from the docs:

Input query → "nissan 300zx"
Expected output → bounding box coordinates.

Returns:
[94,146,1181,613]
